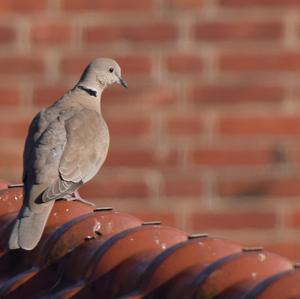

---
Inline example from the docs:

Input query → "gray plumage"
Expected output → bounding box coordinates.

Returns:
[8,58,127,250]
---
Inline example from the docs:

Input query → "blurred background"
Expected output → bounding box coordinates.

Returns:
[1,0,300,259]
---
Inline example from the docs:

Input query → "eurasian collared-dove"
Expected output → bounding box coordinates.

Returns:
[8,58,127,250]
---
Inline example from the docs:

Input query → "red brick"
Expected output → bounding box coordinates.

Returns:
[115,55,152,75]
[31,24,71,44]
[105,86,177,107]
[166,116,203,135]
[221,52,300,72]
[83,23,178,44]
[192,84,284,104]
[141,88,176,107]
[218,178,300,198]
[60,57,89,74]
[165,0,203,9]
[1,0,300,252]
[192,211,277,230]
[289,147,300,165]
[0,89,20,106]
[61,55,152,75]
[0,57,44,75]
[62,0,153,11]
[290,210,300,228]
[191,148,273,167]
[80,179,150,199]
[194,21,283,41]
[163,176,202,197]
[166,53,203,73]
[103,86,147,105]
[61,57,91,75]
[220,0,300,7]
[0,152,22,168]
[33,86,68,106]
[108,118,151,137]
[0,0,46,12]
[106,149,153,167]
[0,120,29,139]
[218,116,300,136]
[132,212,176,226]
[0,26,15,43]
[106,148,178,168]
[264,242,300,261]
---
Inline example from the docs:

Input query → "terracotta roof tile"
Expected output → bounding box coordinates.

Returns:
[0,183,299,299]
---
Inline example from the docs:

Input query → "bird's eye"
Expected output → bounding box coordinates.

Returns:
[109,67,114,73]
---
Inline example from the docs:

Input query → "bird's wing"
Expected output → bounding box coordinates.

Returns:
[22,105,78,204]
[23,112,44,183]
[42,108,101,202]
[9,107,68,250]
[10,103,85,250]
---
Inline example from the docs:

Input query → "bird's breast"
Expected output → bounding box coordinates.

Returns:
[82,118,109,182]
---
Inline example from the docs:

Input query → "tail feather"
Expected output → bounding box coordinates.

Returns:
[8,218,21,250]
[8,202,55,250]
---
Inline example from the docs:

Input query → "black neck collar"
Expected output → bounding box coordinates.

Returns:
[77,85,97,97]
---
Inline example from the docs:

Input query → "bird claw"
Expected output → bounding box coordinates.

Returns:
[63,192,95,207]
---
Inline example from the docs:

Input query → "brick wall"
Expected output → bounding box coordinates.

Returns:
[1,0,300,259]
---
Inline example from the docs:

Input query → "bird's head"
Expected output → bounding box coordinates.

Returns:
[78,58,128,94]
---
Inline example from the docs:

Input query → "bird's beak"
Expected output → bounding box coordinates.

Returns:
[116,74,128,88]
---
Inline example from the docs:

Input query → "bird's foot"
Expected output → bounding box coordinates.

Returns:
[64,191,95,207]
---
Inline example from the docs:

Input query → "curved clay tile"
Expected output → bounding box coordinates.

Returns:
[0,184,298,299]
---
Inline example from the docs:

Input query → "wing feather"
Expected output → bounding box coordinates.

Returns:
[24,106,102,204]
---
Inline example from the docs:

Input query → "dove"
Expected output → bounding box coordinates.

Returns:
[8,58,127,250]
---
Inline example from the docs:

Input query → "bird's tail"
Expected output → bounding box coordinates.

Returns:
[8,201,55,250]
